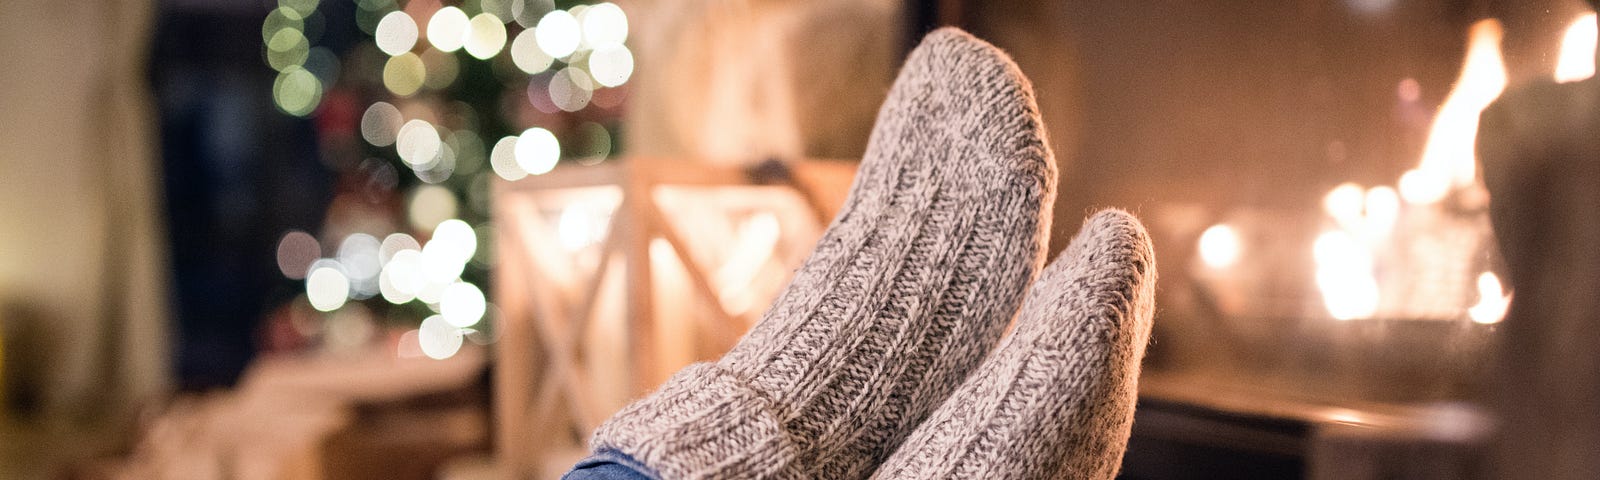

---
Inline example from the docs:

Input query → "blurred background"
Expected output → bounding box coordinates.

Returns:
[1,0,1596,478]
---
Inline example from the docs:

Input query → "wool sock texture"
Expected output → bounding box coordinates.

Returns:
[589,27,1056,480]
[871,209,1157,480]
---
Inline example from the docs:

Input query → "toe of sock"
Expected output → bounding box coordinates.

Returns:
[867,27,1054,183]
[1026,208,1157,350]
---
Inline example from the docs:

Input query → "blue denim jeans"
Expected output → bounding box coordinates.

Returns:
[561,449,658,480]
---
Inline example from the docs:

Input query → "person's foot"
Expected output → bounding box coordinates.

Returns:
[589,27,1056,479]
[872,209,1157,480]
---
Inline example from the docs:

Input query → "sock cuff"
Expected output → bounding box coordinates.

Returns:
[590,362,800,479]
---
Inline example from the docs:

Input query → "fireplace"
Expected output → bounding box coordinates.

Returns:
[956,0,1592,399]
[949,0,1597,477]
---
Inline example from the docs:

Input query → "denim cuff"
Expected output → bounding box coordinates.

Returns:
[563,448,662,480]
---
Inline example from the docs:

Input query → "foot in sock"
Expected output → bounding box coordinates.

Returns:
[871,209,1157,480]
[589,27,1056,479]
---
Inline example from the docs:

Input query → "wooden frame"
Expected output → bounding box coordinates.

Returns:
[490,159,854,478]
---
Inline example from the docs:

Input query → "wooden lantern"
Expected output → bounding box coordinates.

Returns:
[490,159,854,477]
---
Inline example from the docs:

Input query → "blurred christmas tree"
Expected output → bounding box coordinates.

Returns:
[260,0,633,359]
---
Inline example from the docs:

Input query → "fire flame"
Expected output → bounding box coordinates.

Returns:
[1316,19,1517,322]
[1468,272,1511,324]
[1398,20,1507,205]
[1555,13,1598,83]
[1314,230,1379,321]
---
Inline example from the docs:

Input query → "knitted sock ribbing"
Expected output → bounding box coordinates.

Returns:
[871,209,1157,480]
[589,27,1056,480]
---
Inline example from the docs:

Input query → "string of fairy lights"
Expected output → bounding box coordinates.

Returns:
[263,0,632,359]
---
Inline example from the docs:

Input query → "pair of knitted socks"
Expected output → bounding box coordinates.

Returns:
[587,28,1157,479]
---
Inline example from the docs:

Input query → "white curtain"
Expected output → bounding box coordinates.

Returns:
[0,0,168,472]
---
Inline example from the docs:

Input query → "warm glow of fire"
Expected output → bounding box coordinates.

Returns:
[1316,20,1518,322]
[1314,230,1379,321]
[1399,20,1508,205]
[1362,186,1400,237]
[1555,13,1598,83]
[1312,183,1407,321]
[1323,183,1365,230]
[1198,224,1242,269]
[1468,272,1511,324]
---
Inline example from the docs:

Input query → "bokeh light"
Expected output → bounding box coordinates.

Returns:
[360,101,404,146]
[276,230,321,279]
[580,2,627,48]
[1198,224,1242,269]
[306,265,351,312]
[535,10,581,58]
[587,44,633,87]
[273,66,323,116]
[510,29,554,74]
[421,220,476,289]
[526,73,559,114]
[432,219,479,264]
[464,13,509,60]
[418,315,464,359]
[279,0,320,17]
[415,271,452,304]
[374,11,419,56]
[490,136,529,180]
[427,6,471,53]
[263,7,306,45]
[440,282,486,327]
[378,269,410,304]
[266,26,311,72]
[415,143,458,183]
[338,234,383,298]
[395,119,443,166]
[515,127,560,175]
[258,0,626,357]
[379,233,421,264]
[381,249,424,303]
[549,66,594,111]
[408,184,459,232]
[382,52,427,96]
[573,121,613,163]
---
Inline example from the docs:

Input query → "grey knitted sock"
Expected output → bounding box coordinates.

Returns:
[871,209,1157,480]
[589,28,1056,479]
